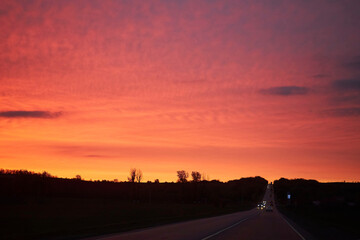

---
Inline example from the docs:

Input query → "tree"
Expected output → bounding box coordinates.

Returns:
[191,171,201,182]
[201,172,209,181]
[136,169,143,183]
[75,174,82,180]
[128,168,136,182]
[42,171,52,178]
[128,168,143,183]
[177,170,189,183]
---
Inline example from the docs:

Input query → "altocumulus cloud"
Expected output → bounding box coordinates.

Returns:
[343,56,360,71]
[313,74,329,78]
[330,79,360,105]
[0,111,62,118]
[322,107,360,117]
[332,79,360,91]
[259,86,309,96]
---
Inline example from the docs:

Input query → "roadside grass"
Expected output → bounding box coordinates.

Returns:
[1,198,254,240]
[277,205,360,240]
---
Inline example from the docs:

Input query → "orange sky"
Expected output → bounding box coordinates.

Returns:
[1,0,360,182]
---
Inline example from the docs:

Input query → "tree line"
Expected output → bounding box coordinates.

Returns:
[126,168,206,183]
[0,168,268,208]
[274,178,360,207]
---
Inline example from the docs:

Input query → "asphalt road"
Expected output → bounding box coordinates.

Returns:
[87,185,306,240]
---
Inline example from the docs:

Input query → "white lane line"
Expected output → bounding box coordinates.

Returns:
[201,213,257,240]
[279,214,306,240]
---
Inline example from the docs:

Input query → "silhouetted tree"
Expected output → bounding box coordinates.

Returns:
[202,172,209,181]
[75,175,82,180]
[177,170,189,183]
[128,168,142,183]
[42,171,52,178]
[154,179,160,183]
[128,168,136,182]
[191,171,201,182]
[136,169,143,183]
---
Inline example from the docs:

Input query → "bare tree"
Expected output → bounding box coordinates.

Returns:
[136,169,143,183]
[201,172,209,181]
[191,171,201,182]
[128,168,136,182]
[128,168,143,183]
[177,170,189,183]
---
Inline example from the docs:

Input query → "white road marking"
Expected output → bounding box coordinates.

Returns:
[279,214,306,240]
[200,213,257,240]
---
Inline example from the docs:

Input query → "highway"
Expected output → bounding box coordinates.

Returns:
[87,185,307,240]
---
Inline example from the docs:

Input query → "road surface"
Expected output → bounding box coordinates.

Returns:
[86,185,307,240]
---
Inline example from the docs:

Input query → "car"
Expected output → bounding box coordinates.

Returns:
[257,203,265,210]
[265,205,273,212]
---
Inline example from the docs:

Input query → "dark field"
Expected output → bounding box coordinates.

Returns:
[274,178,360,240]
[1,199,253,240]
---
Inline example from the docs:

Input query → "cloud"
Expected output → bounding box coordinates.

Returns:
[343,56,360,71]
[332,79,360,91]
[313,74,329,78]
[322,107,360,117]
[331,95,360,105]
[259,86,309,96]
[0,111,62,118]
[329,79,360,105]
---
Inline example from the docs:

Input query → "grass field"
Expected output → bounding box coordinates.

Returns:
[278,205,360,240]
[1,198,253,240]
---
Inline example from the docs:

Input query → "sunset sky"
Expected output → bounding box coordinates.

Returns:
[1,0,360,182]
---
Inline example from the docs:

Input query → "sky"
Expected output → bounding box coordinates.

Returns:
[1,0,360,182]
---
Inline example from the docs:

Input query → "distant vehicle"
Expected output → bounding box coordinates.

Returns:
[266,206,273,212]
[257,203,265,210]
